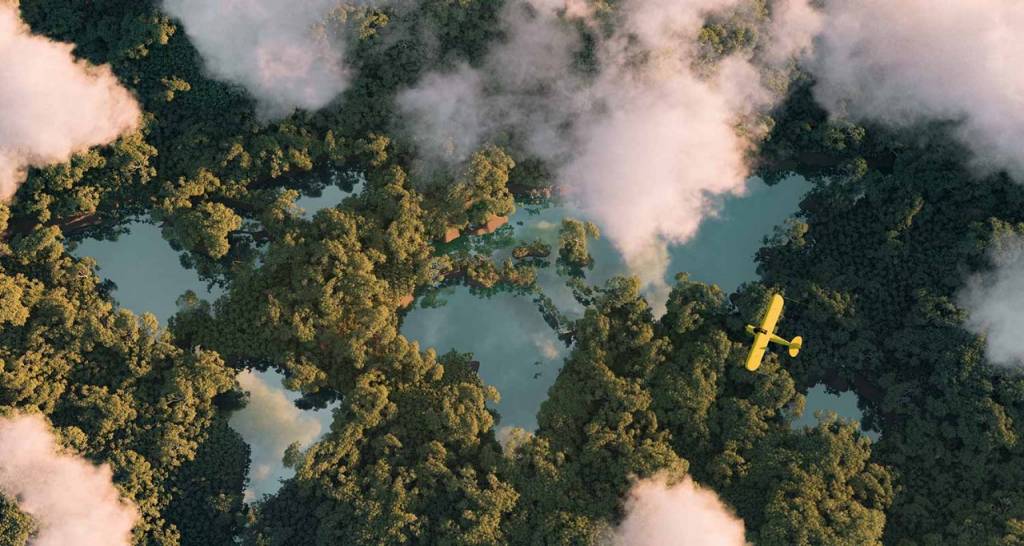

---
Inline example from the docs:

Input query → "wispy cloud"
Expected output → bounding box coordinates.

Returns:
[960,232,1024,367]
[398,0,808,286]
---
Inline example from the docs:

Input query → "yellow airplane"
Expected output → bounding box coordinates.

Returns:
[744,293,803,371]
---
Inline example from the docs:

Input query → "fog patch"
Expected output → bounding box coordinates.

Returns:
[807,0,1024,180]
[398,0,809,288]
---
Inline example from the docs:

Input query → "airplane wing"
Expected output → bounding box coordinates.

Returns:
[761,294,785,334]
[744,294,785,371]
[744,332,770,371]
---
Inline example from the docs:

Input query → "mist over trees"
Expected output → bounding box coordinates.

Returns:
[2,0,1024,545]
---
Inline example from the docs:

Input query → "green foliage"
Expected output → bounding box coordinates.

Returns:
[0,229,247,545]
[245,343,517,546]
[165,420,249,546]
[9,1,1023,544]
[462,254,503,289]
[696,0,767,67]
[754,80,888,185]
[748,418,891,546]
[499,259,537,288]
[506,277,687,544]
[169,202,242,259]
[504,275,890,544]
[170,165,435,398]
[12,0,509,277]
[757,118,1024,543]
[0,496,34,546]
[425,145,517,238]
[557,218,599,272]
[512,239,551,260]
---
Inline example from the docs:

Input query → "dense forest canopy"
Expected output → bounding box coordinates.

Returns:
[2,0,1024,545]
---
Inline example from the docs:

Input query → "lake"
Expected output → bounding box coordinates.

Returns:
[400,176,867,433]
[70,175,872,498]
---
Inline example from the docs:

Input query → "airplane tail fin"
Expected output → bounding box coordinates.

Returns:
[788,336,803,357]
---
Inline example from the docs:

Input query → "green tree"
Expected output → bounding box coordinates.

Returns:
[170,164,436,400]
[506,277,686,545]
[246,343,517,546]
[757,117,1024,543]
[0,496,34,546]
[505,275,891,545]
[0,228,248,545]
[424,145,518,240]
[557,218,599,272]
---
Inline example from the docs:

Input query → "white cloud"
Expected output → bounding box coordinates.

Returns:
[0,413,138,546]
[0,3,140,200]
[396,64,488,165]
[764,0,823,64]
[531,332,561,360]
[162,0,350,117]
[606,474,746,546]
[960,232,1024,367]
[807,0,1024,179]
[398,0,807,287]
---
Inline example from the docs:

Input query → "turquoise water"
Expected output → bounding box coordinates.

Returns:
[73,228,337,500]
[72,222,223,324]
[229,369,334,501]
[71,187,352,501]
[72,184,355,324]
[794,385,877,440]
[295,182,355,218]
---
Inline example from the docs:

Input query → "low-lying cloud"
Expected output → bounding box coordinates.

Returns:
[606,474,746,546]
[0,3,140,201]
[807,0,1024,179]
[0,413,139,546]
[396,0,585,167]
[765,0,823,64]
[396,65,488,165]
[162,0,350,117]
[398,0,810,285]
[960,232,1024,367]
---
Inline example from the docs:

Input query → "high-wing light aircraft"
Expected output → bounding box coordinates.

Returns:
[744,293,802,371]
